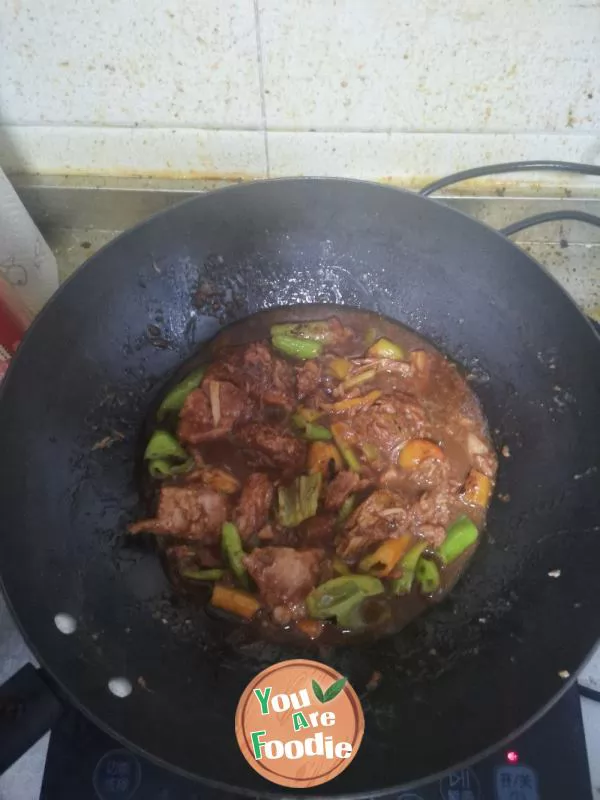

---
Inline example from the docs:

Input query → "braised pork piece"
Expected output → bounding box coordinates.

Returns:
[130,310,497,642]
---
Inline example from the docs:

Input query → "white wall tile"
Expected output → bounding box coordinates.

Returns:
[4,126,600,187]
[1,0,262,129]
[0,126,267,178]
[268,130,600,189]
[259,0,600,133]
[1,0,600,180]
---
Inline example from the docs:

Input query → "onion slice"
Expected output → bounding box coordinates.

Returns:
[209,380,221,426]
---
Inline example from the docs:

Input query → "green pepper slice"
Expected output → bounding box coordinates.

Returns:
[270,321,333,342]
[157,368,205,420]
[306,575,384,622]
[337,494,356,525]
[181,568,224,581]
[338,594,392,630]
[330,424,361,473]
[332,556,351,576]
[144,430,188,462]
[148,457,194,479]
[303,422,332,441]
[415,558,441,595]
[221,522,249,589]
[277,473,322,527]
[391,540,428,595]
[437,517,479,565]
[292,413,332,441]
[272,334,323,360]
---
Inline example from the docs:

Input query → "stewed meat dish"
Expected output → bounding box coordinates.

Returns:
[130,309,497,642]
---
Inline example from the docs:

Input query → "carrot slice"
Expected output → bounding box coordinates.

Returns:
[296,619,325,639]
[210,585,260,619]
[359,534,413,577]
[461,469,492,507]
[398,439,444,469]
[323,389,382,413]
[307,441,343,475]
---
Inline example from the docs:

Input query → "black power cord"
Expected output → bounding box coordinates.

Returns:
[579,682,600,703]
[501,210,600,237]
[419,160,600,197]
[419,160,600,236]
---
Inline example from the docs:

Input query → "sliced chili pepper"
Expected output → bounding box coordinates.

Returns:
[338,595,392,630]
[270,321,333,342]
[144,430,188,462]
[277,473,322,527]
[295,406,322,423]
[292,412,331,440]
[157,368,205,420]
[330,423,361,472]
[415,558,441,595]
[337,494,355,524]
[437,517,479,565]
[391,540,428,594]
[306,575,384,622]
[332,556,351,576]
[272,334,323,359]
[148,457,194,479]
[221,522,249,589]
[181,568,224,581]
[303,422,332,441]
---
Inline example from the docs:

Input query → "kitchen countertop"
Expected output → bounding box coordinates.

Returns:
[1,176,599,799]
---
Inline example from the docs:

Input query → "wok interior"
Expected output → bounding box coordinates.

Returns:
[1,179,599,794]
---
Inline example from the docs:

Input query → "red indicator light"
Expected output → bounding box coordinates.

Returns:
[506,750,519,764]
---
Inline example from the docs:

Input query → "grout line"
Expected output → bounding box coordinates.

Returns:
[2,123,599,140]
[0,121,264,132]
[252,0,270,178]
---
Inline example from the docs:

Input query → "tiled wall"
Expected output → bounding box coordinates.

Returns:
[1,0,600,188]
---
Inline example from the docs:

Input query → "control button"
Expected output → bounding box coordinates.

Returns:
[494,765,539,800]
[439,768,481,800]
[92,749,142,800]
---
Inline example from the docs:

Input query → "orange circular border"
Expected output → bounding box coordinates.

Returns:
[235,659,364,788]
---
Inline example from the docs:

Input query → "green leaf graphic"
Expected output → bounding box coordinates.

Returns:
[323,677,347,703]
[312,679,325,703]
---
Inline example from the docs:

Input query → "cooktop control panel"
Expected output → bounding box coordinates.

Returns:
[41,685,591,800]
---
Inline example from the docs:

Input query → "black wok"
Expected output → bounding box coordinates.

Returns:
[1,178,600,796]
